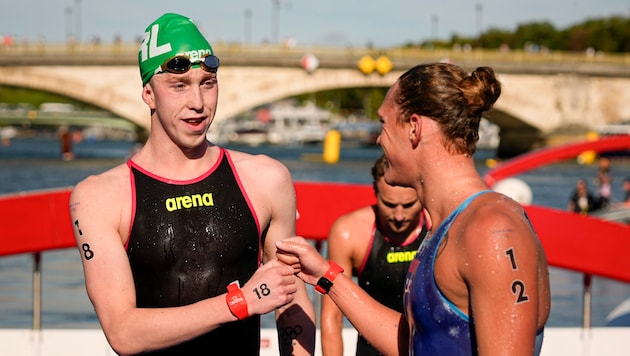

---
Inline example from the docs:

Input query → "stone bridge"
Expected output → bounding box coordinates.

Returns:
[2,43,630,156]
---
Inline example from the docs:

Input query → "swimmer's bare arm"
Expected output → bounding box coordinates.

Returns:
[321,209,372,356]
[277,237,410,356]
[461,203,550,356]
[70,168,297,355]
[239,154,316,356]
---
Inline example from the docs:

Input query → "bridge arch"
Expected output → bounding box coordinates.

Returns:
[2,64,630,157]
[216,67,400,119]
[0,66,146,129]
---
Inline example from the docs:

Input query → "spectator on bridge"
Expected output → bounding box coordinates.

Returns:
[321,154,430,356]
[69,13,315,355]
[277,62,551,355]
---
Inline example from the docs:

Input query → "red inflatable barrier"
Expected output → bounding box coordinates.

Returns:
[1,140,629,283]
[0,188,75,256]
[295,181,375,241]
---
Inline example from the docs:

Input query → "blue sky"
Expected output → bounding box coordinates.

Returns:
[2,0,629,48]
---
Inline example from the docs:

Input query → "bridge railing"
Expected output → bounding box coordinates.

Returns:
[1,41,630,76]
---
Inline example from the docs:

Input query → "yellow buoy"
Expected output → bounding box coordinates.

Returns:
[577,131,600,165]
[586,131,599,141]
[323,130,341,164]
[577,150,597,165]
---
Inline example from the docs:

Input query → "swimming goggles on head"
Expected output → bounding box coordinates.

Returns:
[156,54,220,75]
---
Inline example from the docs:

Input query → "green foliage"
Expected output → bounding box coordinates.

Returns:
[565,16,630,52]
[295,87,387,120]
[441,15,630,53]
[479,27,513,49]
[0,85,99,110]
[512,22,560,50]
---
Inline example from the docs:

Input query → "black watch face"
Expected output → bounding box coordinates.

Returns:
[317,277,333,292]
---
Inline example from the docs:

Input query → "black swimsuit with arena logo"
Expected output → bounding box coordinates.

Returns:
[126,148,261,355]
[355,215,427,356]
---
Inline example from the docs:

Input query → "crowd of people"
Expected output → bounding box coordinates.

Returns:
[568,157,630,214]
[70,12,555,356]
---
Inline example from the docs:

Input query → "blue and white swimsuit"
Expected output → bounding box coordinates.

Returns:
[404,190,544,355]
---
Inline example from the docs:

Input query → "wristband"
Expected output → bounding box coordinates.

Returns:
[226,281,249,320]
[315,260,344,295]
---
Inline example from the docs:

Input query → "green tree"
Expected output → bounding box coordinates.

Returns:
[430,15,630,53]
[479,27,513,49]
[511,22,559,50]
[296,87,387,120]
[585,16,630,52]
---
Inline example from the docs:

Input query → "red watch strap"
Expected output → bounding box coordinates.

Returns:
[226,281,249,320]
[315,260,344,294]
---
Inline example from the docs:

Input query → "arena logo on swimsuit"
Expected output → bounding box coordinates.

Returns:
[165,193,214,212]
[386,250,417,263]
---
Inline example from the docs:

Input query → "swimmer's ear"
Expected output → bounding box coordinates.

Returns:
[408,113,422,147]
[142,83,156,109]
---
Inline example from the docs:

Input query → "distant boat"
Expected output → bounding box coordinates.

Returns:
[228,128,268,146]
[266,102,331,145]
[597,120,630,136]
[477,118,500,150]
[332,121,381,146]
[590,204,630,225]
[211,101,335,146]
[596,121,630,157]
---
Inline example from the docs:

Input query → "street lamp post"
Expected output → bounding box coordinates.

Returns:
[476,3,483,48]
[244,9,252,43]
[272,0,279,44]
[431,15,439,47]
[65,6,73,42]
[271,0,291,44]
[74,0,82,43]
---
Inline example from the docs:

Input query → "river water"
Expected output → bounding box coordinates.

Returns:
[1,137,629,330]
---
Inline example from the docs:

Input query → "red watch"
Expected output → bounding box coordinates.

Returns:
[315,260,344,295]
[226,281,249,320]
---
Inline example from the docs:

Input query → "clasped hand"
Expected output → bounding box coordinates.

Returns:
[241,259,298,316]
[275,237,329,287]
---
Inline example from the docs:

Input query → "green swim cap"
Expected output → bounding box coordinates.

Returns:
[138,13,214,86]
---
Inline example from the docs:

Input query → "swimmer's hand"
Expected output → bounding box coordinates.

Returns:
[241,259,297,315]
[276,237,328,286]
